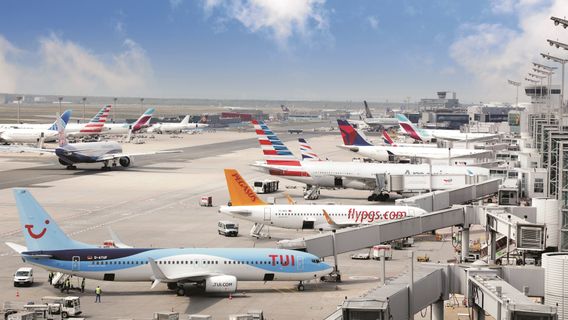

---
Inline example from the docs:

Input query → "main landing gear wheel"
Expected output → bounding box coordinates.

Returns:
[66,165,77,170]
[297,282,305,291]
[176,286,186,296]
[167,282,177,290]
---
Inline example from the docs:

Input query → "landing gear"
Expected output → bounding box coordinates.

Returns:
[66,165,77,170]
[304,185,320,200]
[101,161,111,170]
[176,285,186,296]
[297,282,305,292]
[167,282,177,290]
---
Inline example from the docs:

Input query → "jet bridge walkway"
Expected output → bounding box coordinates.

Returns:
[277,178,503,257]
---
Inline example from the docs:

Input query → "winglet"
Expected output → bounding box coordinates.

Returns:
[224,169,266,206]
[284,193,296,205]
[148,257,167,288]
[322,209,336,225]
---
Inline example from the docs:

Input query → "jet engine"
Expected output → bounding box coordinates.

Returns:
[369,150,390,162]
[119,156,132,168]
[204,275,237,293]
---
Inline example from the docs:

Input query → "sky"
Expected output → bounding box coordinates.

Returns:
[1,0,568,103]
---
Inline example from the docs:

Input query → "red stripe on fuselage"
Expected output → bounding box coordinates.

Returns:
[268,169,310,177]
[266,160,301,166]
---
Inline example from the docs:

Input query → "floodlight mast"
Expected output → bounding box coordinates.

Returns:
[542,52,567,114]
[532,64,556,121]
[508,80,521,107]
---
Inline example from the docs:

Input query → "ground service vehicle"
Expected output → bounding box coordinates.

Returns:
[371,245,392,260]
[13,267,33,287]
[217,221,239,237]
[252,180,279,194]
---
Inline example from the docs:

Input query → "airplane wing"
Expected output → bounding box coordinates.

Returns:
[321,209,358,228]
[0,145,56,154]
[148,258,221,288]
[432,133,501,142]
[95,150,182,162]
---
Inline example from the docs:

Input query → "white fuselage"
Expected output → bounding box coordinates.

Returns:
[102,123,133,135]
[341,145,489,160]
[151,123,208,133]
[220,204,427,230]
[0,128,59,143]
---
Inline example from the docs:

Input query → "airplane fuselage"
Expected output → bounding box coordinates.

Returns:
[55,141,122,164]
[23,247,331,283]
[220,204,427,230]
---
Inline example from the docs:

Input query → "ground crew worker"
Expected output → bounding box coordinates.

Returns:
[64,278,70,294]
[95,286,102,303]
[48,272,53,285]
[81,278,85,293]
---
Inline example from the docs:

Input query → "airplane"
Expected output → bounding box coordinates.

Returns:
[219,169,427,231]
[336,120,490,161]
[396,114,501,142]
[65,105,111,137]
[381,130,436,148]
[348,101,398,131]
[299,138,322,161]
[0,110,72,144]
[5,189,333,294]
[148,115,208,134]
[250,120,490,201]
[0,115,182,170]
[103,108,155,135]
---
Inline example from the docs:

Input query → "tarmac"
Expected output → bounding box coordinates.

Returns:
[0,124,461,319]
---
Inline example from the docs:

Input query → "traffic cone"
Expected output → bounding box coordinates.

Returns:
[16,290,19,298]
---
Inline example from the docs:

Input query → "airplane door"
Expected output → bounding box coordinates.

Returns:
[72,256,80,271]
[264,207,271,221]
[296,257,304,271]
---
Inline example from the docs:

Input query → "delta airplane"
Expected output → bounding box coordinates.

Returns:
[0,110,72,144]
[5,189,332,294]
[65,105,111,137]
[396,114,500,142]
[337,120,489,161]
[1,116,181,170]
[103,108,155,135]
[148,115,208,134]
[219,169,427,231]
[250,120,489,201]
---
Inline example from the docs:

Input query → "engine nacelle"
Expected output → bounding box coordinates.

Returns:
[369,150,390,162]
[204,275,237,293]
[341,177,373,190]
[119,156,132,168]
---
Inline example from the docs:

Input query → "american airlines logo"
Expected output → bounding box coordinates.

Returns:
[232,173,258,202]
[347,208,407,223]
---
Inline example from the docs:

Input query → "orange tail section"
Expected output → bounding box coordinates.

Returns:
[224,169,267,206]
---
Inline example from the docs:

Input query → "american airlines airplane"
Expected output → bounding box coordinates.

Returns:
[5,189,332,295]
[148,115,208,134]
[1,116,181,170]
[337,120,490,161]
[219,169,427,231]
[65,105,111,137]
[251,120,489,201]
[0,110,72,144]
[396,114,500,142]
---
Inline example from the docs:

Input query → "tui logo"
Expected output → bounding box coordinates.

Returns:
[25,220,49,239]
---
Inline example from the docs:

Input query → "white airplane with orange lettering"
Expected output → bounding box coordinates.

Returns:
[219,169,427,231]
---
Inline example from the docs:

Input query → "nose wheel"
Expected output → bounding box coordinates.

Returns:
[297,282,305,291]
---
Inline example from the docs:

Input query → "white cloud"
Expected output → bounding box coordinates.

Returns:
[367,16,379,30]
[490,0,516,14]
[170,0,183,9]
[203,0,329,47]
[449,0,568,102]
[0,33,152,96]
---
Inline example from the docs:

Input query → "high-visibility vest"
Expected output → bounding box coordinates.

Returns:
[95,287,101,294]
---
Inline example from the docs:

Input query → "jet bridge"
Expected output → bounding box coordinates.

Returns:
[325,264,557,320]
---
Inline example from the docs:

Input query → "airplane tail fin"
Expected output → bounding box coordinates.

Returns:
[281,105,290,112]
[47,109,72,131]
[13,188,93,251]
[396,114,428,142]
[89,105,111,124]
[180,115,190,125]
[337,119,373,146]
[382,130,397,146]
[363,101,373,119]
[299,138,322,161]
[224,169,267,206]
[252,120,300,166]
[55,114,68,147]
[131,108,155,133]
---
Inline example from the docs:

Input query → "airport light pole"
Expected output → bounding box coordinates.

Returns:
[82,97,87,123]
[533,67,556,121]
[113,97,118,123]
[16,96,22,124]
[507,80,521,107]
[58,96,63,115]
[541,52,567,115]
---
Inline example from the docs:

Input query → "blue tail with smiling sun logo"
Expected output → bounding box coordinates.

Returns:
[11,188,94,251]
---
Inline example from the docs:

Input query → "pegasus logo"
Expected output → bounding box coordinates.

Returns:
[232,173,258,202]
[24,219,49,239]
